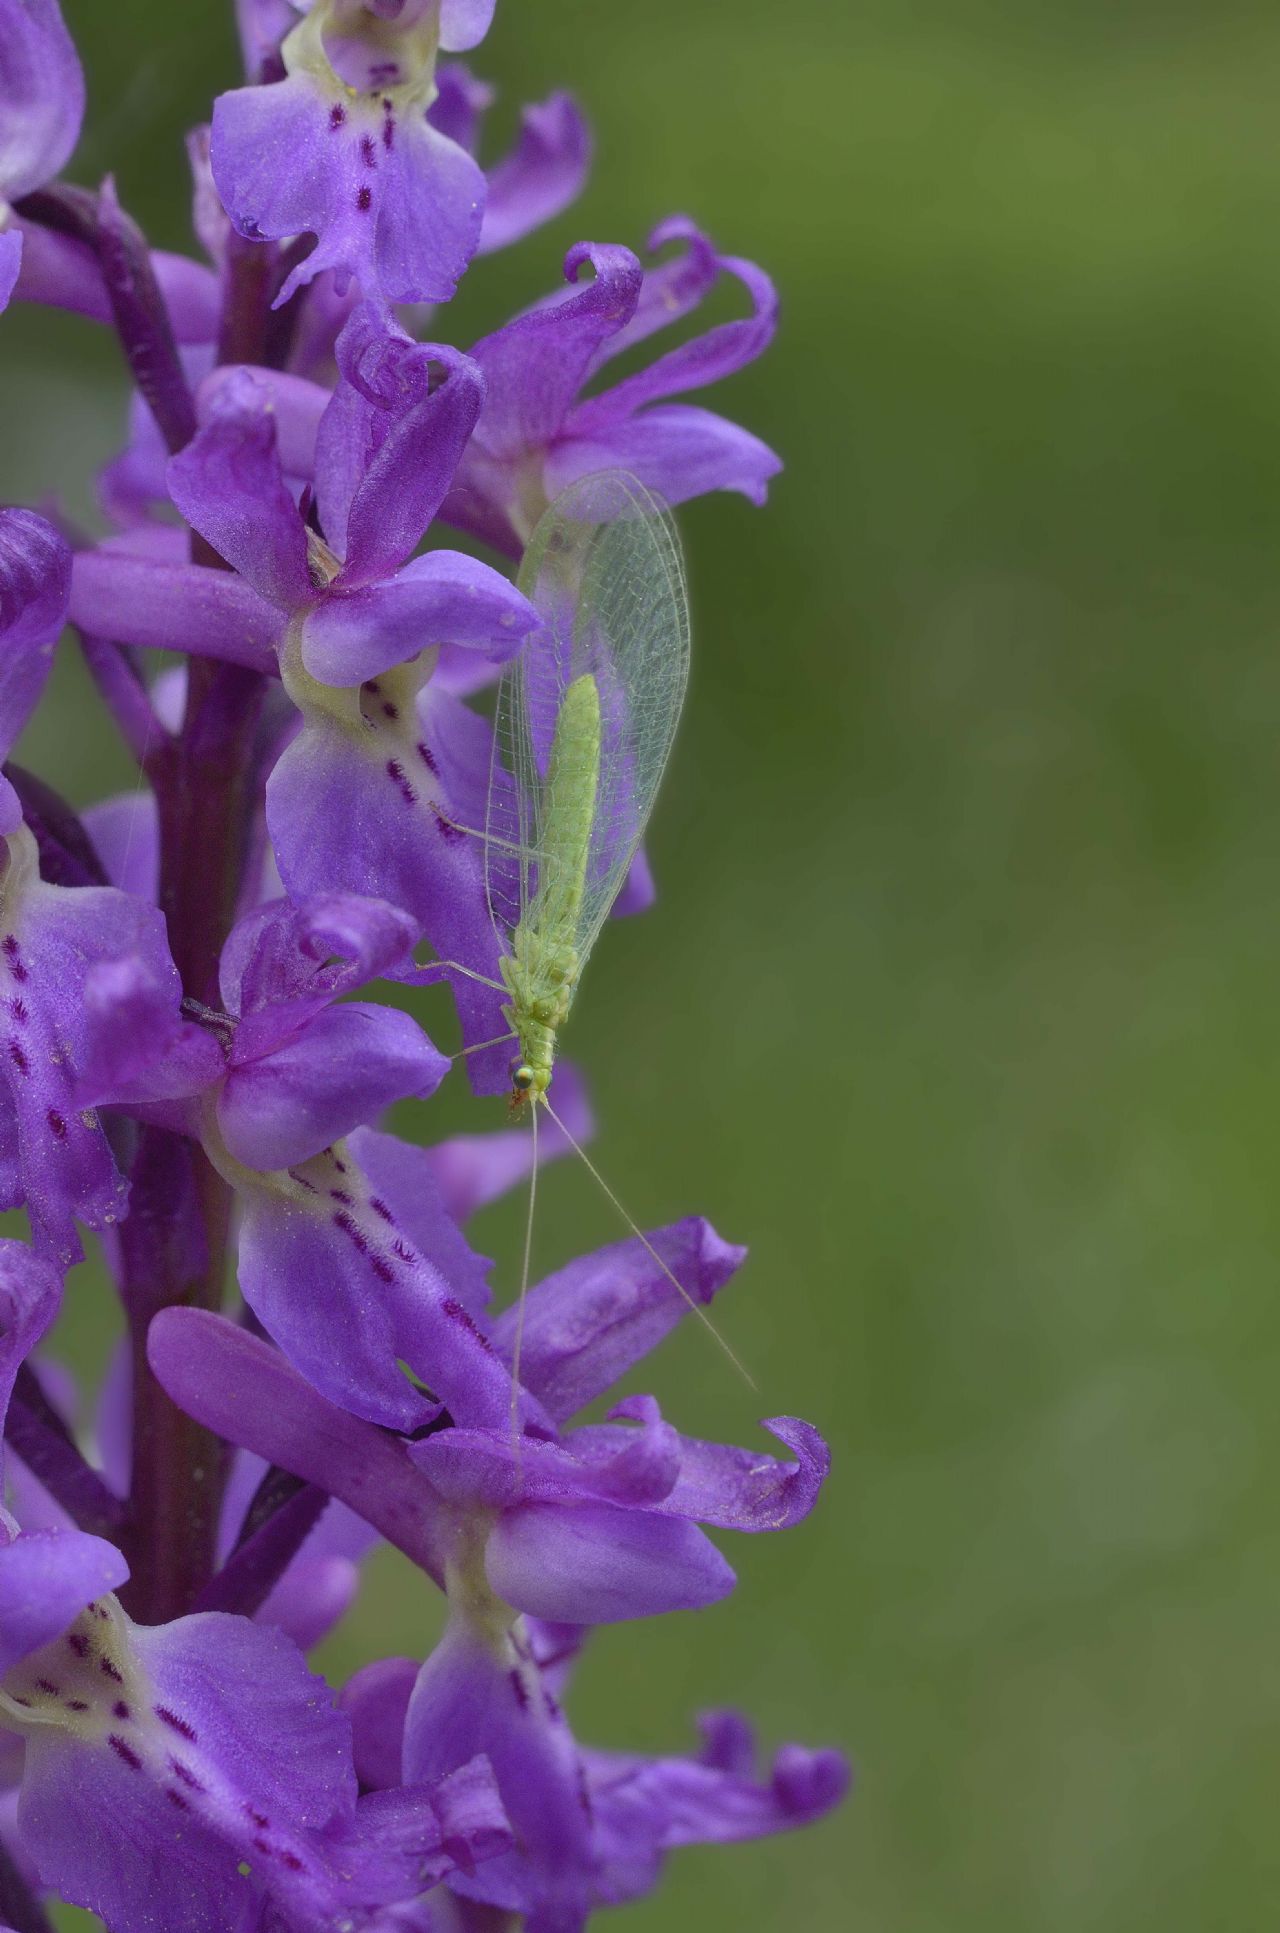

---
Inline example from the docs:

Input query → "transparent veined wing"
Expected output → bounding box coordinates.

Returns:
[484,470,690,967]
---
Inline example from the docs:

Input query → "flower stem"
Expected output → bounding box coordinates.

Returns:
[117,1128,228,1622]
[116,222,276,1621]
[118,657,263,1617]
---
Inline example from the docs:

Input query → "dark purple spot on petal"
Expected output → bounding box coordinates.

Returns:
[369,1197,395,1224]
[382,109,396,152]
[155,1706,197,1742]
[98,1655,125,1684]
[290,1169,319,1193]
[333,1157,347,1174]
[382,701,399,720]
[392,1238,415,1262]
[245,1804,270,1828]
[386,759,417,806]
[329,1188,353,1205]
[8,1039,28,1075]
[35,1678,59,1695]
[356,184,373,213]
[3,935,28,982]
[112,1700,130,1720]
[65,1699,88,1712]
[9,998,27,1022]
[47,1108,67,1141]
[434,810,462,844]
[66,1633,89,1659]
[360,133,377,168]
[109,1734,143,1770]
[280,1850,305,1873]
[165,1787,190,1810]
[369,1254,394,1283]
[416,740,438,775]
[442,1298,494,1352]
[333,1209,368,1255]
[509,1670,529,1711]
[329,103,346,130]
[170,1758,205,1791]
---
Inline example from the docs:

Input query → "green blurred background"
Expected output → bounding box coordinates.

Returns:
[5,1,1280,1927]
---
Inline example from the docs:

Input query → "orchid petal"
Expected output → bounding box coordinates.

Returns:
[489,1218,747,1422]
[340,1656,416,1792]
[221,1133,518,1432]
[266,694,511,1093]
[221,890,418,1032]
[79,952,225,1109]
[211,69,485,310]
[478,93,592,256]
[217,1002,447,1171]
[0,224,21,311]
[486,1502,735,1624]
[654,1415,831,1533]
[68,549,283,672]
[0,509,70,778]
[301,549,534,687]
[166,370,312,611]
[148,1309,448,1581]
[576,220,778,417]
[548,403,782,511]
[0,1529,127,1678]
[439,0,496,53]
[0,0,85,203]
[325,317,485,586]
[467,242,643,462]
[0,1238,61,1492]
[404,1616,592,1933]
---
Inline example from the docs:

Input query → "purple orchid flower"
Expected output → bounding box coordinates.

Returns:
[1,1238,513,1933]
[573,1704,851,1912]
[0,0,84,311]
[0,512,199,1264]
[211,0,498,310]
[146,1218,819,1622]
[69,304,535,1082]
[76,887,533,1432]
[439,218,782,557]
[148,1255,835,1933]
[344,1642,850,1920]
[1,1578,512,1933]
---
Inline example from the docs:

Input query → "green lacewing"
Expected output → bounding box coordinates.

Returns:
[465,470,750,1396]
[487,468,690,1106]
